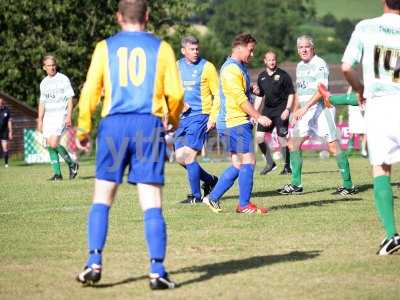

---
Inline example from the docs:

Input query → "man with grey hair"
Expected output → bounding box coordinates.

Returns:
[175,35,219,204]
[278,35,357,196]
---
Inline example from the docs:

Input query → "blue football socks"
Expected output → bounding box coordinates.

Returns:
[86,203,110,267]
[144,208,167,276]
[186,162,202,199]
[238,164,254,208]
[209,165,239,201]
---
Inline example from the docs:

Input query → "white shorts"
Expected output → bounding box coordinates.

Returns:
[291,104,338,143]
[366,95,400,166]
[348,105,366,134]
[43,115,66,138]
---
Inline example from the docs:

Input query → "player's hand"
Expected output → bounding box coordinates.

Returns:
[252,84,260,96]
[182,102,190,113]
[65,116,72,128]
[257,115,272,128]
[162,113,169,131]
[206,120,215,132]
[357,92,366,107]
[280,109,290,121]
[293,106,307,121]
[76,136,91,153]
[8,132,13,140]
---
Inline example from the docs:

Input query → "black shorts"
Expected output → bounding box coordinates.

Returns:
[256,115,289,137]
[0,129,8,140]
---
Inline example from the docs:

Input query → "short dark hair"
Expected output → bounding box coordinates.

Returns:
[386,0,400,9]
[118,0,148,24]
[232,33,256,48]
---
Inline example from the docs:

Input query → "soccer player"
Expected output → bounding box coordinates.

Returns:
[278,35,358,196]
[253,50,295,175]
[346,88,368,157]
[37,54,79,181]
[341,0,400,255]
[75,0,183,289]
[0,97,12,167]
[203,33,271,214]
[175,35,219,204]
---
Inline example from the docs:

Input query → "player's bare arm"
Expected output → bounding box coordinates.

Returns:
[281,93,294,120]
[253,95,264,112]
[341,63,365,105]
[37,102,44,133]
[293,89,323,121]
[240,101,271,127]
[65,97,73,127]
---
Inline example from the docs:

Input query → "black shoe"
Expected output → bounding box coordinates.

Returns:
[260,162,277,175]
[48,174,63,181]
[76,264,102,285]
[149,273,177,290]
[203,196,222,213]
[332,186,359,196]
[201,175,218,197]
[377,234,400,256]
[279,166,292,175]
[69,162,79,179]
[179,194,202,204]
[278,183,303,195]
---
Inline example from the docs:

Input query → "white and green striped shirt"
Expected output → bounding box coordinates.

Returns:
[342,13,400,99]
[39,72,74,116]
[296,55,329,106]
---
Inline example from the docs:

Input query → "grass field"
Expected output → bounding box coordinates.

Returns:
[314,0,382,19]
[1,155,400,300]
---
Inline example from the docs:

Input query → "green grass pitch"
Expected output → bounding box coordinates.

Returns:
[1,155,400,299]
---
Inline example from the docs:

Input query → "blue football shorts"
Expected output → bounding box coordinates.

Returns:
[174,114,209,151]
[96,113,166,185]
[218,122,254,154]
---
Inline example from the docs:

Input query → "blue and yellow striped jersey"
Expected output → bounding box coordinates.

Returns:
[177,58,219,119]
[215,58,252,129]
[78,31,184,138]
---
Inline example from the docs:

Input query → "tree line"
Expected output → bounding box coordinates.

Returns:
[0,0,358,108]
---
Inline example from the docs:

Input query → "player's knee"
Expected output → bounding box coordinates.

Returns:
[255,133,265,144]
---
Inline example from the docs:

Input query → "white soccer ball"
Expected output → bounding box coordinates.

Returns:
[272,151,281,161]
[319,150,330,159]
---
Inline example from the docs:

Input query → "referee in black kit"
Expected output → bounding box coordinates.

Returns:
[253,50,294,175]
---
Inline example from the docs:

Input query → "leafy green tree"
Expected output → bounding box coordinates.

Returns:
[0,0,208,107]
[335,18,356,44]
[207,0,316,67]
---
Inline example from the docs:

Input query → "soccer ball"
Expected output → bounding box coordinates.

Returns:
[319,150,330,159]
[272,151,282,161]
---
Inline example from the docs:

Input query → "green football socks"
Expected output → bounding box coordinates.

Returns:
[290,151,303,187]
[56,145,74,167]
[347,137,354,153]
[48,147,61,176]
[329,92,358,106]
[336,151,353,189]
[374,176,396,239]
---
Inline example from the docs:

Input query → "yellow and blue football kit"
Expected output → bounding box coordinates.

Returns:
[175,57,219,202]
[78,31,183,184]
[215,57,253,153]
[207,57,260,211]
[175,58,218,151]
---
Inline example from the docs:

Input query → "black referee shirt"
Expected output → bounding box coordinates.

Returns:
[257,67,295,117]
[0,106,11,133]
